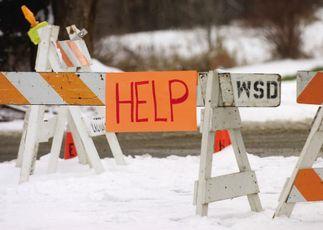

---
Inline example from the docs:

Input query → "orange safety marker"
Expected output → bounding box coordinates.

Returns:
[297,71,323,105]
[287,168,323,202]
[21,5,38,27]
[214,130,231,153]
[64,132,78,159]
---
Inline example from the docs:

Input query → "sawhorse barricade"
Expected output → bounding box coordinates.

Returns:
[0,69,282,217]
[274,71,323,218]
[14,23,125,183]
[194,71,281,216]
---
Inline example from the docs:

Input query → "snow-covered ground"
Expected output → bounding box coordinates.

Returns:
[97,9,323,68]
[97,25,271,65]
[91,59,122,72]
[223,58,323,76]
[0,147,322,229]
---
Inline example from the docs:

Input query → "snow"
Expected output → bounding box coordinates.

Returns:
[0,148,322,229]
[91,59,122,72]
[0,120,23,132]
[97,26,271,66]
[222,58,323,77]
[97,8,323,67]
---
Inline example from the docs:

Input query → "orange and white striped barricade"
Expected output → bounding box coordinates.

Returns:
[194,71,281,216]
[274,71,323,218]
[1,70,282,216]
[15,23,124,183]
[46,25,125,174]
[14,24,60,183]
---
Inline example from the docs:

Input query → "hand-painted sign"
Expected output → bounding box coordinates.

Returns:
[230,73,281,107]
[197,72,281,107]
[83,115,106,137]
[106,71,197,132]
[297,71,323,105]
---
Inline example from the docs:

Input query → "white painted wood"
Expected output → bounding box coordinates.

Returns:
[230,73,281,107]
[211,107,241,130]
[19,105,45,183]
[16,108,30,167]
[229,127,263,212]
[197,72,281,107]
[95,106,126,165]
[197,72,208,106]
[219,73,234,106]
[274,106,323,217]
[68,106,105,174]
[204,171,259,203]
[196,70,262,216]
[47,107,67,173]
[83,115,106,137]
[38,116,58,143]
[105,132,126,165]
[18,25,57,182]
[35,25,56,72]
[196,71,218,216]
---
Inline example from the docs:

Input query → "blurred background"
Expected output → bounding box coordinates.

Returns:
[1,0,323,72]
[0,0,322,159]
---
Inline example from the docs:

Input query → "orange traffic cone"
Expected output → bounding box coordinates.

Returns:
[214,130,231,153]
[64,132,78,159]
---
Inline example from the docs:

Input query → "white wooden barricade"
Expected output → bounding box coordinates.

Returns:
[17,24,125,183]
[194,71,281,216]
[47,25,125,174]
[274,107,323,217]
[17,25,58,183]
[274,71,323,218]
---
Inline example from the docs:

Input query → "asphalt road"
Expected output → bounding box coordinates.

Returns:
[1,120,322,163]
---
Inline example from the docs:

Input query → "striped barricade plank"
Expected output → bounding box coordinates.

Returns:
[287,168,323,202]
[297,71,323,105]
[55,40,92,68]
[0,71,281,107]
[0,72,104,105]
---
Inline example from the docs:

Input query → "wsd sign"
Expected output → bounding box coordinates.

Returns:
[198,72,281,107]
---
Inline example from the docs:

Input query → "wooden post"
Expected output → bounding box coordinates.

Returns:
[196,71,218,216]
[195,71,263,216]
[19,25,59,183]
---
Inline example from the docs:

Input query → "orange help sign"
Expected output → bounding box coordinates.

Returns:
[106,71,197,132]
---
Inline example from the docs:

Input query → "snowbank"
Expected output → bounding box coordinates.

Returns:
[0,148,322,229]
[91,59,122,72]
[97,8,323,68]
[222,58,323,76]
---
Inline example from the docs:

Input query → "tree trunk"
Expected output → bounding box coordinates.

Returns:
[51,0,98,54]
